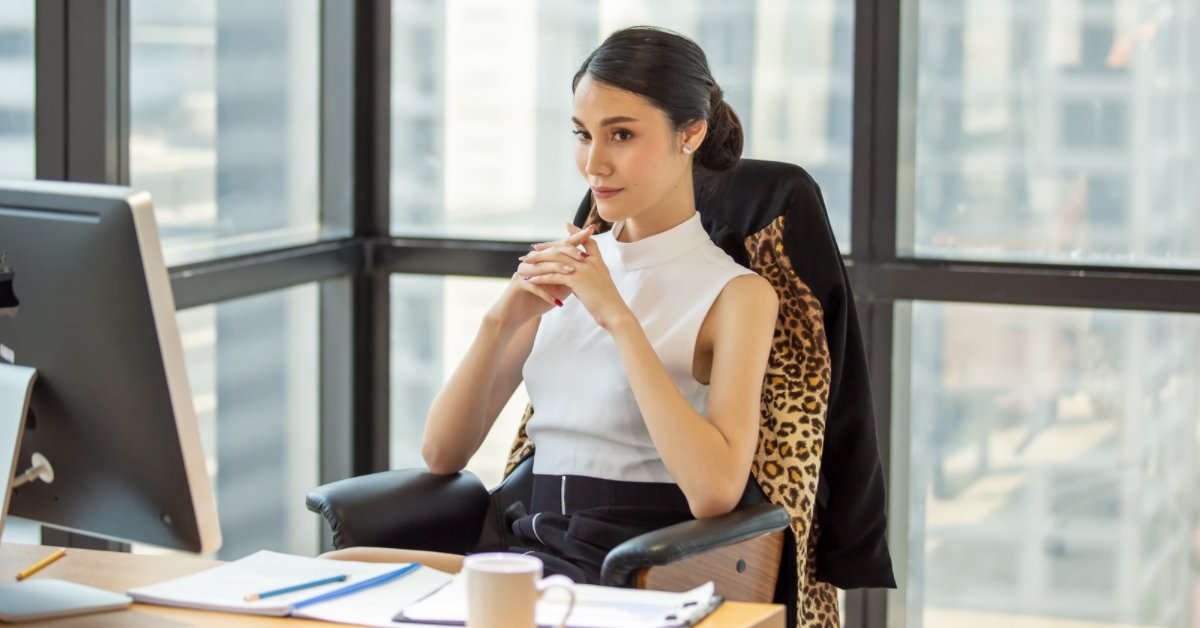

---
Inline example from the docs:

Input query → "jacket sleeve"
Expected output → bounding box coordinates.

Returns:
[785,176,896,589]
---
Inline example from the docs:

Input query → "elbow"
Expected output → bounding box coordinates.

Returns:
[421,442,465,476]
[687,481,743,520]
[423,456,463,476]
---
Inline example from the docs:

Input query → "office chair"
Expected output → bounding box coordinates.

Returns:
[307,159,891,628]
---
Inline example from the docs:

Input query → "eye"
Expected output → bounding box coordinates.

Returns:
[573,129,591,141]
[612,130,633,141]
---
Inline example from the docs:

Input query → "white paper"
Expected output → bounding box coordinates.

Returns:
[399,572,716,628]
[127,550,416,616]
[293,567,456,627]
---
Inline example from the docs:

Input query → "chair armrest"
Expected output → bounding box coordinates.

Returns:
[600,503,790,587]
[306,468,490,553]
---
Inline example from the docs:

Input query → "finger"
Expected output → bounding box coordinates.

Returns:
[564,221,582,235]
[521,245,587,264]
[518,279,562,306]
[537,245,590,262]
[580,236,601,257]
[524,272,570,286]
[520,260,578,277]
[531,223,593,252]
[513,271,560,303]
[564,223,596,245]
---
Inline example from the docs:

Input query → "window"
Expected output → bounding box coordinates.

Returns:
[24,2,1200,623]
[390,0,855,251]
[129,0,334,266]
[390,274,527,488]
[900,0,1200,267]
[0,0,34,180]
[895,301,1200,626]
[177,284,320,560]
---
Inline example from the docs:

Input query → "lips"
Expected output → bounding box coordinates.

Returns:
[590,186,623,200]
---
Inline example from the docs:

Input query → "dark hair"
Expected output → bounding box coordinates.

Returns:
[573,27,743,231]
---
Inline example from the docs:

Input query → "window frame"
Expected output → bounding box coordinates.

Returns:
[34,0,1200,622]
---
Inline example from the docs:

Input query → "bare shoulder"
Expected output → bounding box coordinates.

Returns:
[712,273,779,328]
[722,273,778,311]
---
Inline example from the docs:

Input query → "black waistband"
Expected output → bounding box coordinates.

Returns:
[530,473,691,515]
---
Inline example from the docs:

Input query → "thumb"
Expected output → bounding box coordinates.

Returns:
[564,221,582,235]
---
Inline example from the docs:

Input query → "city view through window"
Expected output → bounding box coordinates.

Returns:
[4,2,1200,625]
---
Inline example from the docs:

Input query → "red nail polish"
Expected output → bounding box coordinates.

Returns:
[555,299,563,307]
[580,252,589,259]
[523,276,531,281]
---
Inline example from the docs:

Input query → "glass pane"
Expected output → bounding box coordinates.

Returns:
[391,274,527,488]
[900,301,1200,626]
[902,0,1200,268]
[130,0,338,267]
[391,0,854,252]
[0,0,34,180]
[174,284,320,560]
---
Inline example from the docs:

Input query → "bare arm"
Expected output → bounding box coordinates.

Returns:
[607,274,778,518]
[421,315,540,475]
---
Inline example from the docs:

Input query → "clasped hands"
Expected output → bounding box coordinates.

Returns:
[508,222,632,331]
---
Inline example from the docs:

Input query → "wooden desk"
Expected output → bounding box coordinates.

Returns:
[0,543,784,628]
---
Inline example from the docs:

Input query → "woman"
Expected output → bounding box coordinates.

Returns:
[326,26,778,585]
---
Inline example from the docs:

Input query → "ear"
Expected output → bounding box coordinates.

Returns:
[680,119,708,153]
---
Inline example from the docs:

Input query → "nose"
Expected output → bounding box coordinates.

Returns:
[583,140,612,179]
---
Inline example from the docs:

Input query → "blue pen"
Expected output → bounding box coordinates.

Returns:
[245,575,349,602]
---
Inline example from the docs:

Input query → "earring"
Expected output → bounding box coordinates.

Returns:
[682,145,693,154]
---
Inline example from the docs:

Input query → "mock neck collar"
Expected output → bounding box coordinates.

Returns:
[607,211,710,270]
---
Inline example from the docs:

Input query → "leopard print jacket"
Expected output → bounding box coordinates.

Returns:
[502,215,839,628]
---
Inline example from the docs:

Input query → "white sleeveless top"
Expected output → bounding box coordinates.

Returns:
[522,211,756,483]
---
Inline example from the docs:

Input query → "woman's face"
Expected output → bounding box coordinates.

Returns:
[572,75,702,223]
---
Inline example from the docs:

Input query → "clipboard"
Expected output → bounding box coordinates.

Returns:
[678,594,724,627]
[395,583,724,628]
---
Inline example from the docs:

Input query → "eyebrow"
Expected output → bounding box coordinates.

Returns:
[572,116,640,127]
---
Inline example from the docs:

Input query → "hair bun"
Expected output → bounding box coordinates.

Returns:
[695,84,743,172]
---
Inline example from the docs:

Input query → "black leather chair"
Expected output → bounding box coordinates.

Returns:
[307,457,790,598]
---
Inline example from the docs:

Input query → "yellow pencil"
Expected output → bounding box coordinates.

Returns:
[16,548,66,581]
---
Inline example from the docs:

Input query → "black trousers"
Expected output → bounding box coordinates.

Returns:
[497,474,695,585]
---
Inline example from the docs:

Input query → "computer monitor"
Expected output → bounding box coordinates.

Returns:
[0,179,221,554]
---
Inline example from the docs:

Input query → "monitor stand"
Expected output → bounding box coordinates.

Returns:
[0,364,133,622]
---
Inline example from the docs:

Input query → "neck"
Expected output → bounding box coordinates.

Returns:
[616,174,697,243]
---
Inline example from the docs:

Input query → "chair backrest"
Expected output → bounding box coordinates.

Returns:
[503,158,891,628]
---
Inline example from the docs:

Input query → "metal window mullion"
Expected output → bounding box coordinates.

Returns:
[34,0,66,180]
[321,0,356,234]
[36,0,129,185]
[849,0,878,262]
[864,260,1200,313]
[847,0,904,624]
[33,0,132,553]
[352,0,392,476]
[850,0,902,266]
[316,0,358,539]
[319,277,354,553]
[169,239,364,310]
[864,0,901,265]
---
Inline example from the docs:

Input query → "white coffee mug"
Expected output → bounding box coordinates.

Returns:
[462,553,575,628]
